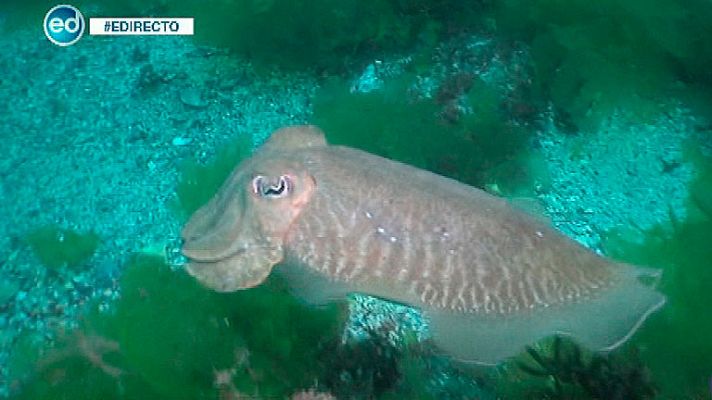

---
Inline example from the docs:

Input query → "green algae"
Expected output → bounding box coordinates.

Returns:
[8,305,156,400]
[499,337,656,399]
[10,254,346,399]
[100,0,483,73]
[172,134,252,220]
[491,0,712,133]
[311,75,543,194]
[114,255,345,398]
[600,150,712,399]
[24,225,100,271]
[10,0,712,129]
[114,254,238,399]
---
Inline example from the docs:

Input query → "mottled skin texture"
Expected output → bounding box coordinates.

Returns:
[283,143,616,315]
[182,125,664,363]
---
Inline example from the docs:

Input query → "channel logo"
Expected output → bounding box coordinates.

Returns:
[43,5,85,46]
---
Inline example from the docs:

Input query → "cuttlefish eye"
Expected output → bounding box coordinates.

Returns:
[251,175,293,198]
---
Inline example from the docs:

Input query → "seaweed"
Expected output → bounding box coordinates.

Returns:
[8,309,158,400]
[320,324,404,399]
[311,75,542,194]
[490,0,712,133]
[24,225,100,271]
[114,254,347,398]
[599,149,712,398]
[98,0,486,73]
[172,133,252,220]
[382,338,492,400]
[9,254,346,399]
[514,337,655,400]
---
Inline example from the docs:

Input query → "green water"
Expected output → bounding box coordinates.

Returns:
[2,1,712,399]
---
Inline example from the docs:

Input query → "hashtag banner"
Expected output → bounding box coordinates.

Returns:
[89,18,193,35]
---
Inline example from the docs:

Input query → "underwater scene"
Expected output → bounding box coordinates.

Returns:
[1,0,712,399]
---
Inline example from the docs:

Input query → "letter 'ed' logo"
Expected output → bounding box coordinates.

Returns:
[43,5,85,46]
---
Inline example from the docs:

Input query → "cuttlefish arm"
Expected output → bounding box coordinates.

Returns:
[181,125,666,364]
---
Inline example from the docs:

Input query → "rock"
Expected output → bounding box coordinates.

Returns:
[351,63,383,94]
[171,136,192,146]
[179,87,208,109]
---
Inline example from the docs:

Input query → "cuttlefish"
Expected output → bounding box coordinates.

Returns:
[181,125,665,364]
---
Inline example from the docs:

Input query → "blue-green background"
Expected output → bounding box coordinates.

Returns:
[0,0,711,398]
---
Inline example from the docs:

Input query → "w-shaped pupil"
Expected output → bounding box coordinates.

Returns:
[263,179,286,196]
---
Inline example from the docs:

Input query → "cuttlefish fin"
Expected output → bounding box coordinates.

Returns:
[262,125,327,152]
[424,264,665,365]
[274,261,351,306]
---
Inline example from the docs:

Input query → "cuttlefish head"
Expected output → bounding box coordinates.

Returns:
[181,125,325,291]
